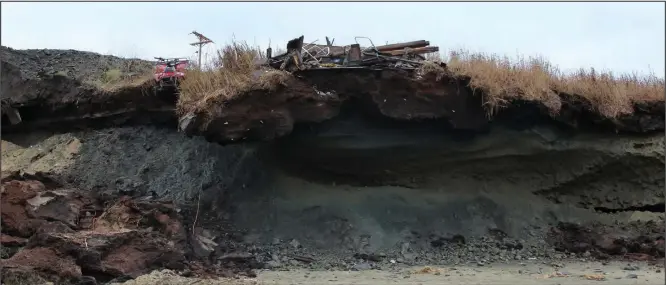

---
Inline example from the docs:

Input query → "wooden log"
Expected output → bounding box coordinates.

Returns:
[376,40,429,52]
[347,44,362,63]
[384,46,439,56]
[3,107,22,125]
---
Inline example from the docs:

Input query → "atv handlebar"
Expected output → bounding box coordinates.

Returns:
[154,57,189,63]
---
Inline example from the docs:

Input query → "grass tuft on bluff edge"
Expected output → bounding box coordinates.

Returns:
[425,50,663,117]
[177,41,290,119]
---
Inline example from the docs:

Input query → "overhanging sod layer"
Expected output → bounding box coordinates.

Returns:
[177,67,664,145]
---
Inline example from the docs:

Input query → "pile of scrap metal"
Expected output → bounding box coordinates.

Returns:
[263,35,440,72]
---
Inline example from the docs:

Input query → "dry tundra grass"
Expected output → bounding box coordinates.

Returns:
[88,57,155,92]
[425,50,664,117]
[177,41,290,117]
[179,42,663,119]
[98,72,154,92]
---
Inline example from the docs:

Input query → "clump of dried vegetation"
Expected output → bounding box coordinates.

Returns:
[88,57,155,92]
[177,41,290,116]
[425,50,663,117]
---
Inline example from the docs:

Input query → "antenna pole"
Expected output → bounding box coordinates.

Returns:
[190,31,214,70]
[198,44,203,69]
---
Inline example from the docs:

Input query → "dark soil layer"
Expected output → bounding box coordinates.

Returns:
[1,46,174,133]
[179,68,664,145]
[2,47,664,141]
[548,221,664,260]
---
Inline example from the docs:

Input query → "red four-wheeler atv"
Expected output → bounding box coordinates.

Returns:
[153,57,189,93]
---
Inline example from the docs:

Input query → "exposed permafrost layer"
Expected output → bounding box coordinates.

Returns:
[231,122,664,257]
[2,122,663,262]
[274,123,664,207]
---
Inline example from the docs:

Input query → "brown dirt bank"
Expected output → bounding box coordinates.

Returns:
[2,47,663,141]
[178,67,664,145]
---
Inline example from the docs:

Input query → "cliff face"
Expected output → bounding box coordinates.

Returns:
[169,66,664,248]
[3,123,663,264]
[1,48,664,271]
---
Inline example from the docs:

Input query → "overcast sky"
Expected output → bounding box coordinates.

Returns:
[2,2,664,77]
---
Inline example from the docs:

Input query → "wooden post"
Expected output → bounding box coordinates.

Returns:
[190,31,214,70]
[198,44,203,69]
[2,106,22,125]
[346,44,362,66]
